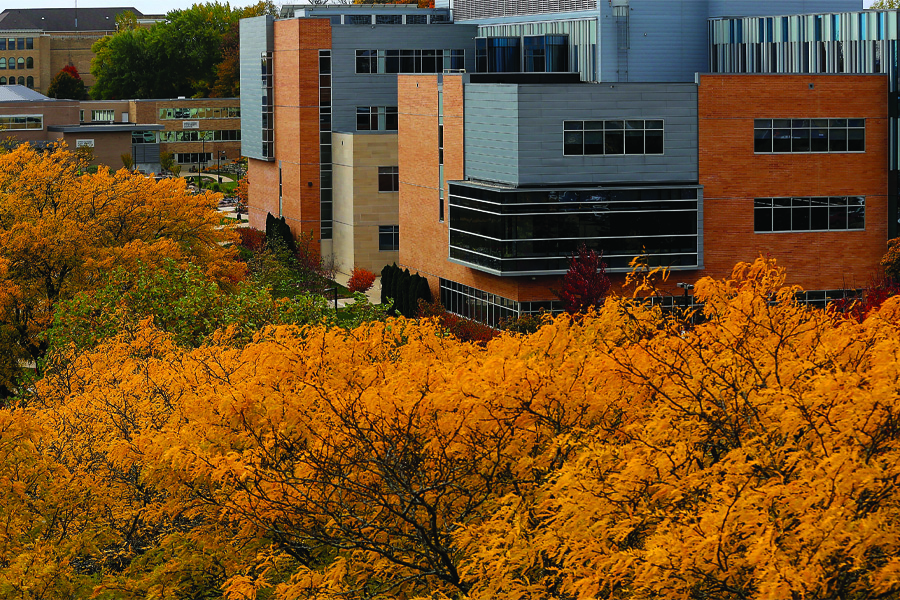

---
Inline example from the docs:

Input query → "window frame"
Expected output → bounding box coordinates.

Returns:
[378,166,400,192]
[379,225,400,251]
[563,119,665,156]
[0,114,43,130]
[754,196,866,233]
[753,118,866,154]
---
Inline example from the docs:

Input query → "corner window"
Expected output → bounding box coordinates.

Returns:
[754,119,865,153]
[754,196,865,232]
[379,225,399,251]
[564,119,664,156]
[378,166,399,192]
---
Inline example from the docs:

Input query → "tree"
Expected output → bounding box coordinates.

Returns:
[870,0,900,7]
[120,152,134,170]
[46,65,86,100]
[158,151,176,176]
[115,9,139,31]
[557,244,611,314]
[0,143,241,390]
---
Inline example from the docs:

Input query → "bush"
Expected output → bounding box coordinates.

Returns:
[348,267,377,294]
[418,300,499,345]
[238,228,266,252]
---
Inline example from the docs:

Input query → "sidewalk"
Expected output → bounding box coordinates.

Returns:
[331,273,382,307]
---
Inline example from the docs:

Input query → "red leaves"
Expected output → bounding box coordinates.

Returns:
[557,244,611,315]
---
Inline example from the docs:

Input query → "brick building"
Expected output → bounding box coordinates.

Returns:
[0,8,162,95]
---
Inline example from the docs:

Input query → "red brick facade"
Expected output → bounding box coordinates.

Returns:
[697,74,888,291]
[399,73,890,307]
[248,18,331,238]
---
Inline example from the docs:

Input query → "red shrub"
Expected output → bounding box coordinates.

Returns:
[238,228,266,252]
[348,267,377,293]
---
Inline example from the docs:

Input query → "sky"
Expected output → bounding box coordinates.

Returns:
[1,0,884,20]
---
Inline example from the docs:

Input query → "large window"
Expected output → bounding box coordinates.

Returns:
[564,120,664,156]
[356,49,465,74]
[158,106,241,119]
[523,35,569,72]
[91,109,115,122]
[754,196,865,232]
[159,130,241,142]
[175,152,213,164]
[379,225,399,251]
[378,166,399,192]
[132,131,158,144]
[357,106,398,131]
[449,183,701,274]
[754,119,865,153]
[0,114,42,130]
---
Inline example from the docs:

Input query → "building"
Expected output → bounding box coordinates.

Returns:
[0,86,239,175]
[240,4,476,275]
[242,0,900,324]
[0,7,162,95]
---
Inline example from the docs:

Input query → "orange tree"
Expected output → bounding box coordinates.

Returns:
[0,143,242,391]
[1,257,898,599]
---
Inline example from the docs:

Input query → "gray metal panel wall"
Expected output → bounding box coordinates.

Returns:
[239,15,274,160]
[598,0,861,83]
[464,82,698,186]
[464,84,519,184]
[132,143,160,164]
[330,24,478,132]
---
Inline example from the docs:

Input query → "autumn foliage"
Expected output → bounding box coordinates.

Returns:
[558,244,611,314]
[347,267,377,293]
[0,256,895,598]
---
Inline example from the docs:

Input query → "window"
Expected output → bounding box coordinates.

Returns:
[0,40,5,50]
[0,77,6,85]
[357,106,398,131]
[16,58,24,69]
[25,76,33,88]
[175,152,212,164]
[378,166,399,192]
[379,225,399,251]
[157,106,241,119]
[524,35,569,72]
[407,14,427,24]
[754,119,865,153]
[564,120,664,156]
[376,15,402,24]
[26,57,33,69]
[25,38,33,50]
[79,110,84,122]
[7,58,13,70]
[0,58,5,69]
[356,49,465,74]
[132,131,158,143]
[754,196,865,232]
[16,76,23,85]
[159,130,240,142]
[91,109,115,122]
[0,114,42,130]
[348,14,372,25]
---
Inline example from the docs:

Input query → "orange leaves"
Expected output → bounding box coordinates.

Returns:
[0,257,899,598]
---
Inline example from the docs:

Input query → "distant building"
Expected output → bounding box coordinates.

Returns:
[0,86,239,175]
[0,7,163,95]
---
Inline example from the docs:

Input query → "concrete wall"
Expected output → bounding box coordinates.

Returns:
[465,81,698,186]
[332,131,400,275]
[330,24,477,132]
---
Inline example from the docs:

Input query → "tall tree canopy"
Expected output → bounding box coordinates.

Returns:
[91,1,275,99]
[0,143,241,391]
[0,257,898,598]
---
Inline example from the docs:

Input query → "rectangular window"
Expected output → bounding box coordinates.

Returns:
[175,152,212,164]
[754,196,865,232]
[754,118,865,153]
[16,38,24,50]
[407,14,427,24]
[378,166,399,192]
[0,39,5,50]
[376,15,402,24]
[0,114,43,130]
[79,110,84,122]
[356,49,465,74]
[348,14,372,25]
[564,119,664,156]
[379,225,399,251]
[91,109,115,122]
[132,131,157,143]
[25,37,33,50]
[356,106,398,131]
